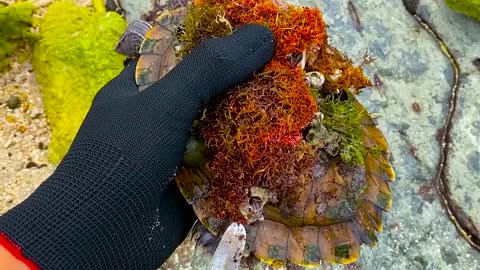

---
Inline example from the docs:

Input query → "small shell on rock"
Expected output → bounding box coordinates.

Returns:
[330,69,342,81]
[29,107,42,119]
[3,137,14,149]
[305,71,325,90]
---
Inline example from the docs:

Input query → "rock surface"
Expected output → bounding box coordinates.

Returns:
[285,0,480,269]
[0,59,55,215]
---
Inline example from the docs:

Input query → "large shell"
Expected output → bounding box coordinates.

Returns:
[135,6,188,90]
[115,0,395,268]
[180,97,394,268]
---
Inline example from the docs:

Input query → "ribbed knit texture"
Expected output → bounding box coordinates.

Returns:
[0,24,274,270]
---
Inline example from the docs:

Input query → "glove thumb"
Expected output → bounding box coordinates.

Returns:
[92,58,139,104]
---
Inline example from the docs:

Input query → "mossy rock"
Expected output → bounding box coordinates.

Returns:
[0,2,37,72]
[33,1,127,164]
[445,0,480,21]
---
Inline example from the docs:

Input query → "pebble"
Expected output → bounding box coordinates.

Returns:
[7,95,22,110]
[29,107,42,118]
[25,161,39,169]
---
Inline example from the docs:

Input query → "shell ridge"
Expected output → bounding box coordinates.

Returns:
[284,227,292,267]
[300,162,318,227]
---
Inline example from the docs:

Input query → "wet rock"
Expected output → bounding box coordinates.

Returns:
[441,247,459,265]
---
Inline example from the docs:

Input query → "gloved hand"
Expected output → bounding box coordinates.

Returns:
[0,24,274,270]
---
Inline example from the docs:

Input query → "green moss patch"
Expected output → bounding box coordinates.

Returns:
[446,0,480,21]
[0,2,37,72]
[33,1,126,164]
[320,95,365,165]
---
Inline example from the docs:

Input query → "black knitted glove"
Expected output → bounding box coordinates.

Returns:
[0,24,274,270]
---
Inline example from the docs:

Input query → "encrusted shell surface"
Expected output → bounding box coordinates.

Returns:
[181,98,394,267]
[115,0,395,268]
[135,6,188,90]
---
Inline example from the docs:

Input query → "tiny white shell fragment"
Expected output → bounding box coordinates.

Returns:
[208,223,246,270]
[305,71,325,90]
[330,69,342,81]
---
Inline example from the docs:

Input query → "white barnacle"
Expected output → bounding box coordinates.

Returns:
[305,71,325,90]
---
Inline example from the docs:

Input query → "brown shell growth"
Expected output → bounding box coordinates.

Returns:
[136,6,189,90]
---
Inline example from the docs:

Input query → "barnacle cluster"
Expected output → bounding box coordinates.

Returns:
[181,0,372,221]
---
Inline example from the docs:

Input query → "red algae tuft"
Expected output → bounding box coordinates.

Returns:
[189,0,326,221]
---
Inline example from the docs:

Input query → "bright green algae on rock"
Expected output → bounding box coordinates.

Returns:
[33,1,126,164]
[445,0,480,21]
[0,2,37,72]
